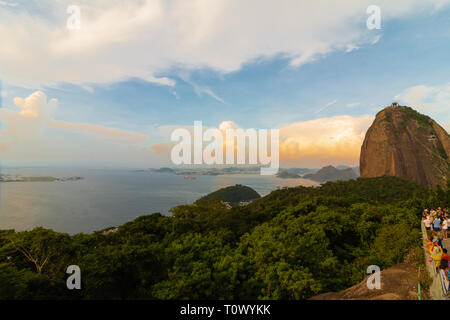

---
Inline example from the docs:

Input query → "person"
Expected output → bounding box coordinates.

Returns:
[428,214,434,226]
[426,237,434,252]
[424,215,432,231]
[433,216,441,232]
[437,230,444,249]
[426,214,434,238]
[440,258,449,270]
[430,241,443,273]
[442,249,450,264]
[445,266,450,292]
[447,214,450,238]
[443,218,448,239]
[431,232,438,243]
[423,215,431,231]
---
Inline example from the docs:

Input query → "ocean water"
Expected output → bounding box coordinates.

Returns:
[0,168,318,234]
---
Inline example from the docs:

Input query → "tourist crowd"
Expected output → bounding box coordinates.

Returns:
[423,208,450,291]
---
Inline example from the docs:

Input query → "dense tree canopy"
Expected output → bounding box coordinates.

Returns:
[195,184,261,205]
[0,176,448,300]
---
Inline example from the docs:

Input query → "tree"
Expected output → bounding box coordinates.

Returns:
[5,228,69,273]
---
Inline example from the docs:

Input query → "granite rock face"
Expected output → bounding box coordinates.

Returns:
[360,104,450,187]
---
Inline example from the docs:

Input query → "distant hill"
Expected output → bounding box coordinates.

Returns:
[196,184,261,205]
[152,167,175,173]
[282,168,317,175]
[303,165,358,183]
[150,167,317,176]
[360,104,450,187]
[276,171,301,179]
[336,165,360,175]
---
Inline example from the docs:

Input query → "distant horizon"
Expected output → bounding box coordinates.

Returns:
[0,164,361,171]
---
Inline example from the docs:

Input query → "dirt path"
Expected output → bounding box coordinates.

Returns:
[310,263,420,300]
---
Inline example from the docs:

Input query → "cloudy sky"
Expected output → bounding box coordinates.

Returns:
[0,0,449,168]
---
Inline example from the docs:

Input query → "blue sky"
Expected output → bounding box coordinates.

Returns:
[0,0,449,167]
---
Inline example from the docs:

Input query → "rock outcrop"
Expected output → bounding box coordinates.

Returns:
[310,263,419,300]
[360,104,450,187]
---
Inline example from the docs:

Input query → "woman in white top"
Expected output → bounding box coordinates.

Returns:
[424,215,432,231]
[427,215,433,228]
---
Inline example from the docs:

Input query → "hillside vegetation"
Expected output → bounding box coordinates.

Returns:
[195,184,261,205]
[0,177,449,299]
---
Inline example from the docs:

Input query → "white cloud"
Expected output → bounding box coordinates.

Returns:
[345,44,360,53]
[370,34,382,45]
[395,83,450,120]
[13,91,58,118]
[315,99,338,114]
[179,73,225,103]
[49,121,149,144]
[151,116,374,168]
[279,115,374,167]
[139,74,176,87]
[0,91,153,166]
[347,102,361,108]
[191,82,225,104]
[171,90,180,100]
[0,1,17,7]
[219,121,239,131]
[444,123,450,132]
[0,0,447,88]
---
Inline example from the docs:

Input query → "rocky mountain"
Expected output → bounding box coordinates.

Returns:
[360,104,450,187]
[303,165,358,183]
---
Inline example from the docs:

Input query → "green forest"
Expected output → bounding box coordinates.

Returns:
[1,176,449,300]
[195,184,261,205]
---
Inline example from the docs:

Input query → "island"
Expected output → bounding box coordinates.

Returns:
[195,184,261,206]
[276,170,301,179]
[303,165,359,183]
[0,175,83,183]
[149,167,316,176]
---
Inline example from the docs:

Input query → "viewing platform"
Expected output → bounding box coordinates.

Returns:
[421,223,449,300]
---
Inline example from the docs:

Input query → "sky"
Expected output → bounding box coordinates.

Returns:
[0,0,449,168]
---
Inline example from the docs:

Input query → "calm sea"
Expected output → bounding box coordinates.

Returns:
[0,168,318,234]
